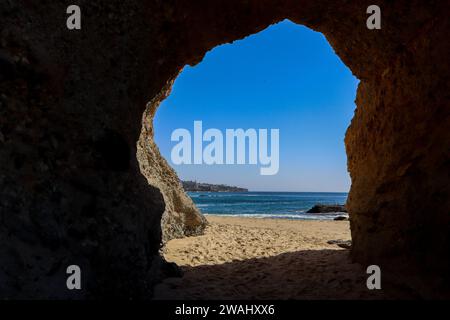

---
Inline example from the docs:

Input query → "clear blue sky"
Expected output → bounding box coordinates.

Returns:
[153,20,358,192]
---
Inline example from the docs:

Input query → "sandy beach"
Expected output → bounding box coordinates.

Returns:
[154,216,402,300]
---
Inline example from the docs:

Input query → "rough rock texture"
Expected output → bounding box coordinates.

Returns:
[345,4,450,296]
[137,82,206,242]
[0,0,449,298]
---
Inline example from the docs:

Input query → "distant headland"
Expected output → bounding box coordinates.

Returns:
[181,180,248,192]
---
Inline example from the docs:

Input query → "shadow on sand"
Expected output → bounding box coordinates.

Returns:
[154,249,415,299]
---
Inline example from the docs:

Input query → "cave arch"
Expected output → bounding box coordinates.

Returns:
[141,19,356,240]
[1,0,448,299]
[136,1,449,297]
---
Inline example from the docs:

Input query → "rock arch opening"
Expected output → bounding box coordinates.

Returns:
[146,19,356,232]
[135,3,449,298]
[1,1,448,299]
[141,18,362,300]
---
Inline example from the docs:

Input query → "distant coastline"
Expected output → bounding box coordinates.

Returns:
[181,180,248,192]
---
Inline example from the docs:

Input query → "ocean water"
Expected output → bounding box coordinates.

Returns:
[187,192,348,220]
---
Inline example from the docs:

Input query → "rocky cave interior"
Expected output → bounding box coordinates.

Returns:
[0,0,448,299]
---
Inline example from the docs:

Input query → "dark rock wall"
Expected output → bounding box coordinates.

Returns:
[0,0,171,299]
[0,0,448,298]
[345,4,450,295]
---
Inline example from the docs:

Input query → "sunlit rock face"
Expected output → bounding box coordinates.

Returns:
[137,84,207,243]
[0,0,448,298]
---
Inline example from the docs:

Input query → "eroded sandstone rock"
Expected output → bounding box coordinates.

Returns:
[137,81,206,242]
[0,0,448,299]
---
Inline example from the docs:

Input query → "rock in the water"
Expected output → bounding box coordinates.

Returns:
[307,204,347,213]
[334,216,349,221]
